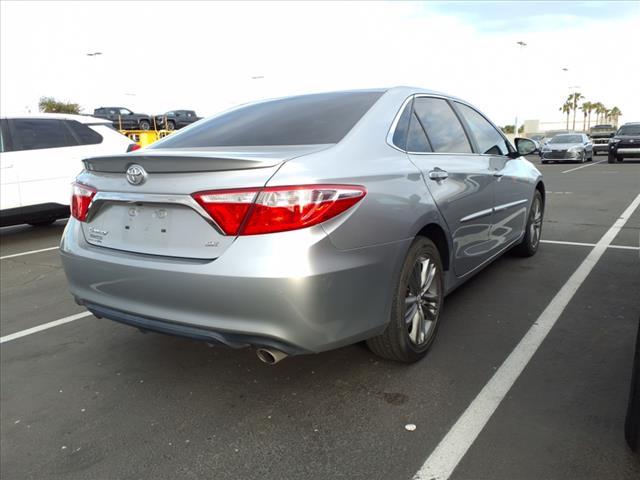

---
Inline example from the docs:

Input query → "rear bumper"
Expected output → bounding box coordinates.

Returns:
[60,219,409,354]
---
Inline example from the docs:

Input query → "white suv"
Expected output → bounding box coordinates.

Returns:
[0,113,137,227]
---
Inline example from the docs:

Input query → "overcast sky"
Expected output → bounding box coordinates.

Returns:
[1,1,639,126]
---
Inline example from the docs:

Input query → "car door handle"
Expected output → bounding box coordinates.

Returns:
[428,169,448,181]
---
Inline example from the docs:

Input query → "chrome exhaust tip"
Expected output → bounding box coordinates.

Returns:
[256,348,288,365]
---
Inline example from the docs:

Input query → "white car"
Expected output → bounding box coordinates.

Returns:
[0,113,137,227]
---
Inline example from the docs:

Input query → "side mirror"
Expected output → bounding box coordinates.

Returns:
[513,137,538,157]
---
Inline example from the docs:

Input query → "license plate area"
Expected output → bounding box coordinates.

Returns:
[82,202,232,259]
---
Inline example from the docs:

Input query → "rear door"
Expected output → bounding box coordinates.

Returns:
[406,96,496,277]
[0,119,21,210]
[8,118,82,207]
[453,101,529,250]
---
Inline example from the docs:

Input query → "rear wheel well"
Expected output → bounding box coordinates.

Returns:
[417,223,450,271]
[535,181,546,205]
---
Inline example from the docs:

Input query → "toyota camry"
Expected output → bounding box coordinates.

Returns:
[61,87,544,364]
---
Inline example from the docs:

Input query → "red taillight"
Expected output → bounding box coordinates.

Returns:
[127,143,141,152]
[192,185,366,236]
[71,182,97,222]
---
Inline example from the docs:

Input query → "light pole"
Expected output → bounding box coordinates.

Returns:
[513,41,527,137]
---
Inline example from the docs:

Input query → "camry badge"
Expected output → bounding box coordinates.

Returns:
[126,164,147,185]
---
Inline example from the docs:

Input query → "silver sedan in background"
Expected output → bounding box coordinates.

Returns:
[61,87,544,364]
[540,133,593,163]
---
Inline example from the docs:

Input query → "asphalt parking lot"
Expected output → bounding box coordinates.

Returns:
[1,156,639,480]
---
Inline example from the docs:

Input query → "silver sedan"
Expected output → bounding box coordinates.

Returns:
[61,87,544,364]
[540,133,593,163]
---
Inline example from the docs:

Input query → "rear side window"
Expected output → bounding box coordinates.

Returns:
[455,103,509,155]
[152,91,384,148]
[66,121,103,145]
[391,101,412,150]
[10,119,77,151]
[413,98,472,153]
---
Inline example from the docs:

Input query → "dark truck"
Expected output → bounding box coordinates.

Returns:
[93,107,153,131]
[154,110,201,130]
[608,122,640,163]
[589,124,616,156]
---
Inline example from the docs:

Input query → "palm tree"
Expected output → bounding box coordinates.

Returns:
[560,101,571,130]
[586,102,596,130]
[594,103,606,125]
[580,102,591,132]
[609,106,622,126]
[567,92,584,131]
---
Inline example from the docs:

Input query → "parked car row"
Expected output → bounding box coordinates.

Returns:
[93,107,201,131]
[534,123,638,164]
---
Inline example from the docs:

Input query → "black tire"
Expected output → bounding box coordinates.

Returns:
[608,154,616,164]
[28,219,56,227]
[367,237,444,363]
[139,120,151,131]
[625,319,640,453]
[618,155,624,163]
[512,190,543,257]
[166,120,176,131]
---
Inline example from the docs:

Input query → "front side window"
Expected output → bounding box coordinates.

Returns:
[10,119,77,151]
[152,91,384,148]
[119,108,132,115]
[455,103,509,155]
[413,97,472,153]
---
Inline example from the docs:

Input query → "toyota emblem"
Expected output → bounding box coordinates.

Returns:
[126,164,147,185]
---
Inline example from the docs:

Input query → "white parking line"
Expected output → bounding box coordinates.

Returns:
[0,311,92,344]
[541,239,639,251]
[561,160,606,173]
[0,246,59,260]
[415,192,640,480]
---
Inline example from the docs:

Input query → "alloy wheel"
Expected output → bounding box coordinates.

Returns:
[530,196,543,248]
[405,256,440,346]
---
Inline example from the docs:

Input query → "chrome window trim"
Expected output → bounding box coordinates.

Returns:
[85,191,224,234]
[385,95,414,153]
[387,93,485,156]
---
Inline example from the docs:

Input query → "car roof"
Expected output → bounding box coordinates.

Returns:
[0,113,112,124]
[622,122,640,126]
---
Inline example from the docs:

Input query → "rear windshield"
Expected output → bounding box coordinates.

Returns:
[151,91,384,148]
[549,134,582,144]
[617,125,640,136]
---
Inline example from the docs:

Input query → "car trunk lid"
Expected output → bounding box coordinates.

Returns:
[78,145,330,259]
